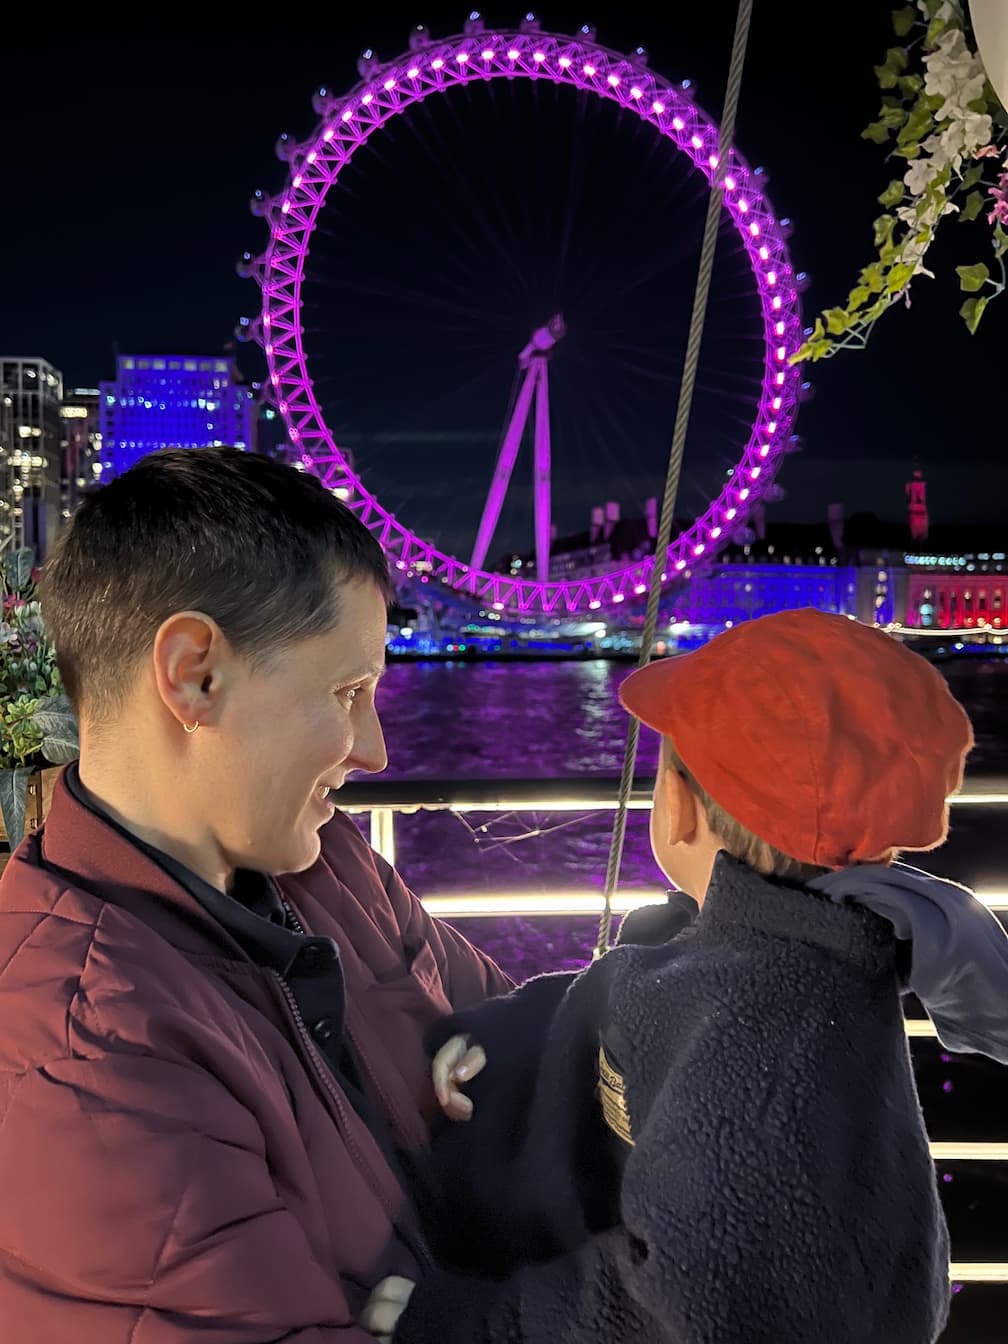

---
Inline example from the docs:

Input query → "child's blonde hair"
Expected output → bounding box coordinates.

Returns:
[661,737,894,884]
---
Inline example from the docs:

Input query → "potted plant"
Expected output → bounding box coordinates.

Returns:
[0,548,79,849]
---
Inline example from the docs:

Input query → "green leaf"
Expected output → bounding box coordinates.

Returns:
[879,104,906,128]
[824,308,851,335]
[956,262,990,292]
[878,180,905,208]
[886,262,915,292]
[893,144,922,159]
[994,226,1008,259]
[920,0,941,16]
[885,46,909,72]
[873,214,897,247]
[897,103,933,147]
[925,17,946,48]
[806,338,833,362]
[847,285,871,311]
[862,120,891,144]
[960,191,985,223]
[33,696,79,765]
[860,262,886,294]
[0,766,32,848]
[2,549,34,594]
[960,295,989,334]
[961,163,984,191]
[892,5,916,37]
[898,73,924,96]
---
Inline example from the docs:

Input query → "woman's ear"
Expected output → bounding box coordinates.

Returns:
[151,612,223,729]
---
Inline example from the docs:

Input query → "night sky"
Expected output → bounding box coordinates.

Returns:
[3,2,1005,557]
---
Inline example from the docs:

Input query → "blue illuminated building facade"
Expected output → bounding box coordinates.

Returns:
[100,354,255,476]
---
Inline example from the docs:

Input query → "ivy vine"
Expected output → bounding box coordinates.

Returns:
[794,0,1008,363]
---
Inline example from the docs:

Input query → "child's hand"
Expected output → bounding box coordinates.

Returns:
[432,1033,486,1121]
[361,1275,415,1341]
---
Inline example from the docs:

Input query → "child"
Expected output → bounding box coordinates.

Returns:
[364,609,1008,1344]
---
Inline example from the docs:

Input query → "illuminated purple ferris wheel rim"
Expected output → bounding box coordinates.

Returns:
[251,29,802,615]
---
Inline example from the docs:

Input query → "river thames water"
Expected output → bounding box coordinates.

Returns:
[366,655,1008,1341]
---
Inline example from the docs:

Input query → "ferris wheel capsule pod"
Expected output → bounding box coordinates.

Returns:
[763,484,786,504]
[408,24,431,52]
[249,188,271,218]
[520,11,541,32]
[794,269,811,292]
[578,24,598,41]
[275,132,299,162]
[236,251,265,282]
[312,85,335,115]
[464,11,485,35]
[798,380,815,404]
[629,45,649,66]
[357,47,380,79]
[785,435,805,454]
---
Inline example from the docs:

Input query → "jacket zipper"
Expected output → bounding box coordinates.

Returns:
[271,899,434,1271]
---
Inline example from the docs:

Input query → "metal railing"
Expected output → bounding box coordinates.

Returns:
[338,772,1008,909]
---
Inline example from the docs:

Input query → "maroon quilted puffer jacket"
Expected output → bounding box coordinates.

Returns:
[0,775,508,1342]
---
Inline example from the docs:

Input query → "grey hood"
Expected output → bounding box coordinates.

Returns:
[810,862,1008,1065]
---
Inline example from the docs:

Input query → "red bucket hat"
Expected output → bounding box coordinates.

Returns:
[619,609,974,869]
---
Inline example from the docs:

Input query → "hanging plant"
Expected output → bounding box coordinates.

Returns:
[794,0,1008,363]
[0,549,79,847]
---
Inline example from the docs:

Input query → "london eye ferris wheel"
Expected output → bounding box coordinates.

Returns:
[240,14,805,616]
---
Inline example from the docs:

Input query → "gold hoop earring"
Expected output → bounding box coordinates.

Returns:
[183,721,200,734]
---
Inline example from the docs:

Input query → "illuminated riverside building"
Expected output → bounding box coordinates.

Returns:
[100,354,255,476]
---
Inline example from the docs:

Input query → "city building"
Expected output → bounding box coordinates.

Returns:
[59,387,105,515]
[0,390,13,550]
[99,354,256,476]
[903,542,1008,629]
[503,498,661,581]
[0,356,64,557]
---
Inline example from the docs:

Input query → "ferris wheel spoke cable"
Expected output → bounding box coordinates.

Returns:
[390,99,532,293]
[596,0,755,958]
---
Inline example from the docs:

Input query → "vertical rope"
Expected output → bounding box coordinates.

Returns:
[595,0,755,957]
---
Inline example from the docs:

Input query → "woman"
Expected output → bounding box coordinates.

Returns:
[0,447,508,1343]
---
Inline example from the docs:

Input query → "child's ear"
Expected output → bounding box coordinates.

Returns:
[661,765,702,847]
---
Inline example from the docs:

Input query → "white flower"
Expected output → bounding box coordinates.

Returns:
[962,112,993,153]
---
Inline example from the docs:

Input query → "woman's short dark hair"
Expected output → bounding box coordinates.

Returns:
[40,447,393,721]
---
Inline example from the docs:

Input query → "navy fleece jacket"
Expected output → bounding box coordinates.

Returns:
[397,855,960,1344]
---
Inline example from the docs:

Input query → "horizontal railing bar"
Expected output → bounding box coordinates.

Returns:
[949,1263,1008,1281]
[338,774,1008,811]
[931,1144,1008,1160]
[419,890,1008,919]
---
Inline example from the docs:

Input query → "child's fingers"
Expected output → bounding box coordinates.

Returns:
[442,1089,474,1122]
[452,1043,487,1083]
[432,1034,470,1105]
[361,1276,415,1336]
